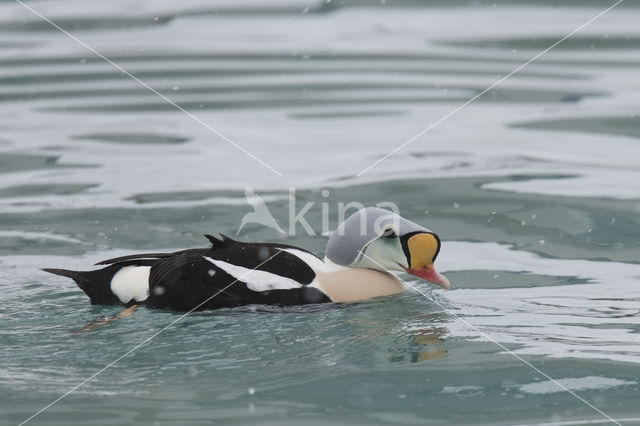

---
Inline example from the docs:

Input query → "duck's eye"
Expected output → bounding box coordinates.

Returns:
[381,228,397,238]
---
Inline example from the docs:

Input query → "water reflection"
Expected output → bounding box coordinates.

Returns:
[413,331,447,362]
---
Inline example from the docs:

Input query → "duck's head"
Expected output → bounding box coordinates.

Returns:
[325,207,450,289]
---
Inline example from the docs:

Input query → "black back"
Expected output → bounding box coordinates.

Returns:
[45,235,330,311]
[145,239,327,310]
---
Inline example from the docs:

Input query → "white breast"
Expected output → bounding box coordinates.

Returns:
[204,256,302,292]
[110,266,151,303]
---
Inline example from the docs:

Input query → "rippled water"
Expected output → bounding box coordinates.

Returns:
[1,0,640,425]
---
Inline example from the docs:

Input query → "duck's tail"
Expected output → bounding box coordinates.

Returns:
[42,268,121,305]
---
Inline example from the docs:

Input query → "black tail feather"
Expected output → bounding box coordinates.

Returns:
[42,267,122,305]
[42,268,84,281]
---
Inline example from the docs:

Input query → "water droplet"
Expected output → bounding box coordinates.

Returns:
[258,247,270,260]
[248,387,255,395]
[302,6,310,13]
[152,286,165,296]
[172,86,179,91]
[453,202,460,209]
[538,240,545,245]
[153,16,159,21]
[207,269,216,277]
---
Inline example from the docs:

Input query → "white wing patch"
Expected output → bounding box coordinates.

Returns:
[110,266,151,303]
[280,248,325,271]
[203,256,302,292]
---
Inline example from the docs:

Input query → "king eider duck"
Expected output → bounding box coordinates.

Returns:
[44,207,450,311]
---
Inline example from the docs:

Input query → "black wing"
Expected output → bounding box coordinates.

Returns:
[145,245,328,311]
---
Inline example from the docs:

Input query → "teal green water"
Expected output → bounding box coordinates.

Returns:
[1,1,640,425]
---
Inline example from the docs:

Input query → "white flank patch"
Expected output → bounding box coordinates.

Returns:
[203,256,301,292]
[110,266,151,303]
